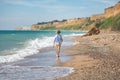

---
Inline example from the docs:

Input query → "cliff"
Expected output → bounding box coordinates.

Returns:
[17,1,120,30]
[90,2,120,21]
[105,1,120,18]
[90,14,105,21]
[28,18,89,30]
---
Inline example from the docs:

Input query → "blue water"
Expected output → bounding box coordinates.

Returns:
[0,30,54,51]
[0,30,85,63]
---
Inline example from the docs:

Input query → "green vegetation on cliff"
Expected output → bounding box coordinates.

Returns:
[112,15,120,30]
[100,15,120,31]
[38,15,120,31]
[40,26,56,30]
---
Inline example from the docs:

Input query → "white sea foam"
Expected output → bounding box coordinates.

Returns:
[0,37,54,63]
[64,33,85,37]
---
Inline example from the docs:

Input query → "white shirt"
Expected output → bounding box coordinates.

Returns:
[54,34,63,45]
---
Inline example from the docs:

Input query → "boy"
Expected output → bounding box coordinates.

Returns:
[53,30,63,57]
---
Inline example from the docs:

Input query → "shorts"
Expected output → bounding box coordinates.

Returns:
[55,43,61,49]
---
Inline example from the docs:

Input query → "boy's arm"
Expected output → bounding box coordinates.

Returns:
[61,35,63,42]
[53,38,55,48]
[60,35,63,45]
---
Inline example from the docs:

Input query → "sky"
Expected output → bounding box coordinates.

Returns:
[0,0,119,30]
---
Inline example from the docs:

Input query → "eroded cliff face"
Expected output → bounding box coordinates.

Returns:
[90,2,120,21]
[90,14,105,21]
[17,2,120,30]
[105,2,120,18]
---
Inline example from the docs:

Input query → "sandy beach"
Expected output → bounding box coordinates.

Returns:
[58,30,120,80]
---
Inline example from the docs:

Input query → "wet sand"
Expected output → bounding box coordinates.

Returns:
[58,30,120,80]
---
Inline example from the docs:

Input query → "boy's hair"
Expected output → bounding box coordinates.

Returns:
[56,30,61,34]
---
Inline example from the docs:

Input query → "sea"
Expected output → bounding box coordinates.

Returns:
[0,30,85,80]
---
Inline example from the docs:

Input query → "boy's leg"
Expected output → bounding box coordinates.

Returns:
[58,45,60,57]
[56,45,61,57]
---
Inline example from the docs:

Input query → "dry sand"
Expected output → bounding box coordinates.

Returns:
[57,30,120,80]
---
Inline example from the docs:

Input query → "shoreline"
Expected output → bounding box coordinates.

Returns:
[58,30,120,80]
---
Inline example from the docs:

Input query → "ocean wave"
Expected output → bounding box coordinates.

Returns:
[0,37,54,63]
[63,33,85,37]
